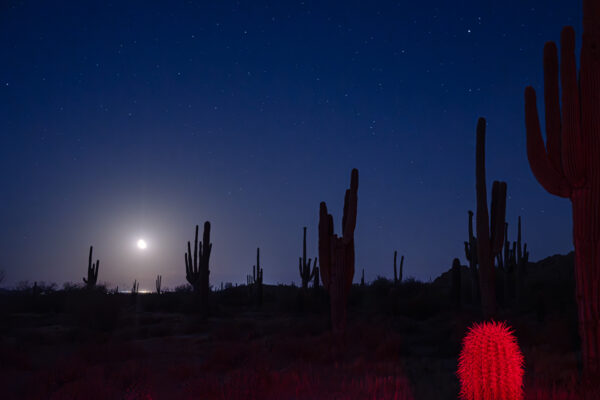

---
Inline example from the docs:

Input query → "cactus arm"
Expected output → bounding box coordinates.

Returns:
[525,87,572,198]
[468,210,474,242]
[185,252,190,280]
[308,258,315,280]
[186,242,193,282]
[303,226,307,267]
[399,255,404,283]
[193,225,198,273]
[88,246,93,273]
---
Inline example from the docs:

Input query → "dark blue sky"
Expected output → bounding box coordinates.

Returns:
[0,1,581,290]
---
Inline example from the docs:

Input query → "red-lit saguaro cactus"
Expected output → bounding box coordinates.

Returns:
[319,168,358,332]
[458,321,524,400]
[524,0,600,376]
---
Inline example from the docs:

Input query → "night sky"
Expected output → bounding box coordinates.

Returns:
[0,1,581,290]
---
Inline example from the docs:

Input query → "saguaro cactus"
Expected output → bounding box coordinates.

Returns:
[475,118,507,319]
[464,211,480,304]
[156,275,162,294]
[253,247,264,306]
[131,280,139,295]
[393,251,404,285]
[185,222,212,317]
[524,0,600,375]
[83,246,100,289]
[299,227,318,289]
[319,168,358,332]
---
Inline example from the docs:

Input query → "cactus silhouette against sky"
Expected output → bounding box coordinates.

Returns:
[524,0,600,375]
[299,226,318,289]
[185,222,212,317]
[319,168,358,332]
[253,247,263,306]
[475,118,507,319]
[83,246,99,289]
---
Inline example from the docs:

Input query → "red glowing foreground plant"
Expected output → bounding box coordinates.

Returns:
[458,321,524,400]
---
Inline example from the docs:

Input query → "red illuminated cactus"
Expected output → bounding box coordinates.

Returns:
[524,0,600,376]
[319,168,358,332]
[458,321,524,400]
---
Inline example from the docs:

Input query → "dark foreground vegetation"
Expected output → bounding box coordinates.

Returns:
[0,253,598,399]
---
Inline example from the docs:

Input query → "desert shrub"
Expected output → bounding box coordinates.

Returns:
[173,284,192,293]
[65,291,123,332]
[370,276,394,296]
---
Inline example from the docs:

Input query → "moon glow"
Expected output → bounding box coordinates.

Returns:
[137,239,148,250]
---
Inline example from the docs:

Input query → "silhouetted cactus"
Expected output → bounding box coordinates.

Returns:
[475,118,507,319]
[185,222,212,317]
[497,222,514,306]
[360,268,365,287]
[499,217,530,307]
[464,211,480,304]
[313,265,320,289]
[458,321,524,400]
[83,246,100,289]
[451,258,462,309]
[299,227,318,289]
[253,247,263,306]
[319,168,358,332]
[514,217,529,307]
[497,223,511,270]
[524,0,600,375]
[393,251,404,285]
[156,275,162,294]
[131,280,139,295]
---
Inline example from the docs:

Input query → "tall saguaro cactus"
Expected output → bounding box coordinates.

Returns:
[299,227,318,289]
[156,275,162,294]
[83,246,100,289]
[319,168,358,332]
[524,0,600,375]
[253,247,264,306]
[475,118,507,319]
[185,222,212,317]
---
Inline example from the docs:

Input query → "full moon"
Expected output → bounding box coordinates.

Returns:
[137,239,147,250]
